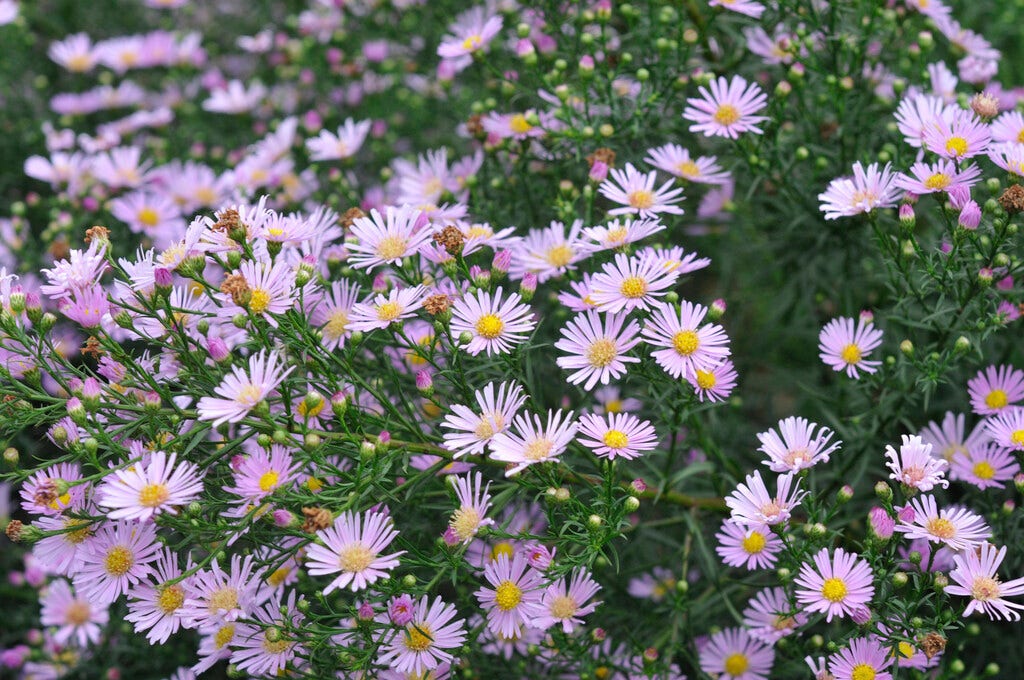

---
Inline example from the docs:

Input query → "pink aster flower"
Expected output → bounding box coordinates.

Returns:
[590,252,680,313]
[441,381,526,458]
[125,548,191,644]
[40,579,109,648]
[758,416,841,473]
[894,159,982,194]
[919,411,989,466]
[582,218,666,252]
[222,258,299,325]
[709,0,765,17]
[743,587,807,644]
[202,79,267,114]
[489,409,578,476]
[894,494,991,551]
[884,434,949,492]
[896,94,953,147]
[990,110,1024,143]
[60,286,111,328]
[448,471,495,544]
[554,310,641,389]
[230,591,306,677]
[225,444,300,504]
[828,637,893,680]
[31,515,95,576]
[921,108,991,159]
[40,240,107,301]
[645,143,731,184]
[437,7,503,59]
[946,543,1024,621]
[97,450,204,522]
[348,284,426,332]
[576,412,658,460]
[510,219,590,283]
[725,470,806,527]
[637,244,712,275]
[689,358,738,402]
[73,520,161,604]
[951,443,1020,489]
[641,300,731,379]
[450,287,536,356]
[475,553,544,638]
[715,521,782,570]
[987,142,1024,177]
[48,33,99,73]
[178,554,257,629]
[818,316,883,378]
[984,407,1024,451]
[699,627,775,680]
[306,118,372,161]
[197,350,293,427]
[311,279,362,351]
[305,509,405,593]
[376,596,467,676]
[794,547,875,623]
[597,163,685,218]
[968,364,1024,415]
[819,162,901,219]
[683,75,769,139]
[534,568,602,633]
[347,205,432,271]
[20,461,85,516]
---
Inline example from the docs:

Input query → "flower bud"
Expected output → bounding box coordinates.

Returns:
[953,335,971,355]
[978,267,994,286]
[837,485,854,503]
[958,200,981,230]
[389,594,415,626]
[630,478,647,495]
[3,447,18,466]
[869,506,895,540]
[892,571,908,588]
[359,440,376,461]
[331,392,348,419]
[874,481,892,501]
[909,550,922,566]
[776,567,791,581]
[934,573,949,591]
[492,249,512,276]
[624,496,640,512]
[851,606,871,625]
[587,514,603,529]
[708,298,727,321]
[519,273,537,302]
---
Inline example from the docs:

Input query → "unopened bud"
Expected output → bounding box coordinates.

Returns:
[899,339,914,357]
[837,485,854,503]
[874,481,892,501]
[624,496,640,512]
[892,571,908,588]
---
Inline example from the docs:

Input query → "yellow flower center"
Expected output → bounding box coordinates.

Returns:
[104,546,134,576]
[248,288,271,314]
[851,664,876,680]
[262,633,290,655]
[138,207,160,227]
[741,531,766,554]
[549,595,578,620]
[945,136,968,157]
[376,301,402,321]
[494,580,523,611]
[545,244,574,267]
[973,461,996,480]
[840,343,862,365]
[208,587,239,613]
[586,338,618,367]
[450,506,481,541]
[195,186,218,205]
[971,575,1001,601]
[821,577,847,603]
[605,399,623,413]
[628,190,655,210]
[323,310,349,340]
[695,369,717,389]
[376,235,408,261]
[461,34,483,51]
[713,104,741,126]
[138,483,169,508]
[984,389,1008,410]
[473,418,496,439]
[267,566,292,587]
[157,585,185,614]
[926,517,956,539]
[620,276,648,298]
[258,470,280,493]
[523,438,554,461]
[490,542,514,561]
[405,623,434,652]
[606,226,629,245]
[1011,429,1024,447]
[672,330,699,356]
[602,429,629,449]
[677,160,701,179]
[65,601,92,626]
[509,114,533,135]
[924,173,951,191]
[66,54,93,72]
[897,641,916,659]
[1017,128,1024,144]
[63,518,93,544]
[475,314,504,339]
[724,652,749,676]
[338,542,375,573]
[214,624,235,649]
